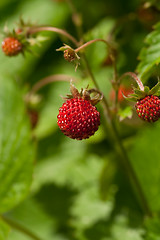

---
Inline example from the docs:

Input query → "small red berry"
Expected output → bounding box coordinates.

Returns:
[135,95,160,122]
[57,98,100,140]
[110,85,133,103]
[2,37,23,56]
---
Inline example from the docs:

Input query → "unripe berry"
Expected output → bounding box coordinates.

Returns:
[64,49,76,62]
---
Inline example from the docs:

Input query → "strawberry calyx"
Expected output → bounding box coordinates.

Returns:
[124,81,160,102]
[62,81,103,106]
[120,72,160,101]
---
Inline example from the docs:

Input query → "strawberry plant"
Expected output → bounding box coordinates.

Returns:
[1,0,160,240]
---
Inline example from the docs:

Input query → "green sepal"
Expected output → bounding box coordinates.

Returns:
[122,92,138,102]
[133,88,147,99]
[149,81,160,95]
[144,86,150,94]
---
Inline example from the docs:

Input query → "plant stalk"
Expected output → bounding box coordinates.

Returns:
[75,38,110,53]
[28,26,79,46]
[28,74,78,96]
[118,72,144,91]
[2,216,42,240]
[82,54,152,217]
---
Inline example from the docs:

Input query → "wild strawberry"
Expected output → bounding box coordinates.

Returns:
[122,72,160,122]
[135,95,160,122]
[2,37,23,56]
[57,82,102,140]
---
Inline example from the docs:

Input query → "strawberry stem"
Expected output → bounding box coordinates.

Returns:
[74,38,110,53]
[26,74,78,101]
[79,40,152,219]
[2,215,42,240]
[27,26,79,46]
[119,72,144,91]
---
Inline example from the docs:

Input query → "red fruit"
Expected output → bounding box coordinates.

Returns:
[57,98,100,140]
[110,85,133,102]
[135,95,160,122]
[2,37,23,56]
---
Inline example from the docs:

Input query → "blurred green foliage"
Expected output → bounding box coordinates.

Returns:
[1,0,160,240]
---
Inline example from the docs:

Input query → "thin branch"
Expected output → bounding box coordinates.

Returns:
[27,74,78,98]
[118,72,144,91]
[82,54,152,217]
[28,26,79,46]
[2,216,42,240]
[75,38,110,53]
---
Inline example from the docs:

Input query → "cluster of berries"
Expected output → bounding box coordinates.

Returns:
[2,21,160,141]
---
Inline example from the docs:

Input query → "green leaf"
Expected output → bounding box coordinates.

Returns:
[32,138,104,192]
[118,106,133,121]
[0,78,35,213]
[70,186,114,230]
[0,218,10,240]
[137,21,160,81]
[144,217,160,240]
[110,214,144,240]
[7,198,61,240]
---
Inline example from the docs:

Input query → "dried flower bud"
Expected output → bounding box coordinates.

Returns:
[64,48,76,62]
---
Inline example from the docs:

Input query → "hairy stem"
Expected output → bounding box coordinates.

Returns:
[2,216,42,240]
[28,74,78,96]
[28,26,79,46]
[119,72,144,91]
[75,39,110,53]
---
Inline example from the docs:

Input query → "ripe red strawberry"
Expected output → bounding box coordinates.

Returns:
[2,37,23,56]
[57,83,102,140]
[57,98,100,140]
[135,95,160,122]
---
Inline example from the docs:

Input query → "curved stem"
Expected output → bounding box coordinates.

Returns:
[27,26,79,46]
[26,74,78,103]
[119,72,144,91]
[29,74,78,95]
[2,216,42,240]
[75,39,110,53]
